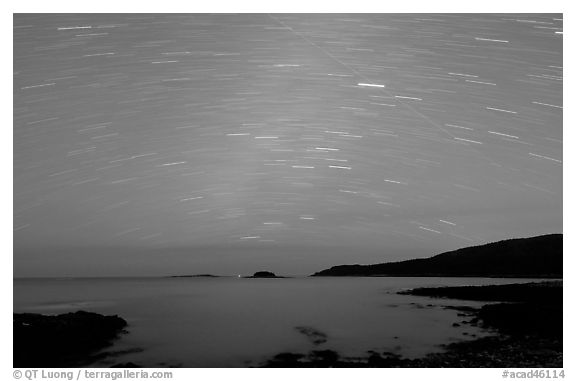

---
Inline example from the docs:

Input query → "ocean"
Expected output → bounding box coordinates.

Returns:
[13,277,545,367]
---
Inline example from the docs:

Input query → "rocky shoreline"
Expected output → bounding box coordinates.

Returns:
[261,281,562,367]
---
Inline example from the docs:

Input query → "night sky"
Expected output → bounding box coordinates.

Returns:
[13,14,562,277]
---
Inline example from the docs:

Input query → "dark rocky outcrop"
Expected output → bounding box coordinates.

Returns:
[312,234,562,278]
[248,271,282,278]
[14,310,128,367]
[402,281,563,337]
[111,362,142,368]
[400,281,562,303]
[295,326,328,345]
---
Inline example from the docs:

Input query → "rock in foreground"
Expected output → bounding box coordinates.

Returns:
[14,310,127,367]
[402,281,563,338]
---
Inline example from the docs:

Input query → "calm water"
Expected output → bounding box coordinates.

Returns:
[13,277,545,367]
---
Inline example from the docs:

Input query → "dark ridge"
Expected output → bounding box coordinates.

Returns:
[14,311,127,367]
[312,234,562,278]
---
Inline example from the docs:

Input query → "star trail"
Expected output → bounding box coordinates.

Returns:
[13,14,562,276]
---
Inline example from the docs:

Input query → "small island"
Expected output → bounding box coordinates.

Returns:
[169,274,221,278]
[246,271,285,278]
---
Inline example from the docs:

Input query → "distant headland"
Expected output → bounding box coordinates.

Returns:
[312,234,562,278]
